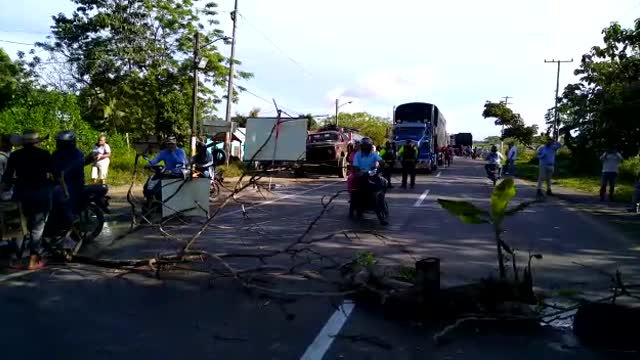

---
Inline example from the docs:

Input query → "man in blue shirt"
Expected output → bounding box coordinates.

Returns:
[147,136,188,177]
[352,138,382,173]
[537,138,563,197]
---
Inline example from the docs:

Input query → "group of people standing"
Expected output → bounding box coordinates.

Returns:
[483,139,640,211]
[0,130,111,270]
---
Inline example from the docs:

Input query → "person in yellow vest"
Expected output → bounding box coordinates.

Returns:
[378,141,396,188]
[398,140,418,189]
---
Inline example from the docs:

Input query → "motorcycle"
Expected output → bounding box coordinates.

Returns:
[349,169,389,225]
[142,164,189,215]
[5,185,111,258]
[191,160,224,198]
[486,163,502,186]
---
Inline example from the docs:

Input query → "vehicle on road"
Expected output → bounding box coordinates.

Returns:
[142,164,188,215]
[392,102,448,173]
[0,184,111,258]
[193,167,224,198]
[71,184,111,242]
[349,169,389,225]
[298,124,363,178]
[454,133,473,152]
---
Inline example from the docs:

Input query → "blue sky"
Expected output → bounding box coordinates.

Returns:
[1,0,639,140]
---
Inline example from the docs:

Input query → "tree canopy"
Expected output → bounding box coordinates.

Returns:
[557,19,640,167]
[34,0,252,137]
[482,101,539,147]
[321,112,391,146]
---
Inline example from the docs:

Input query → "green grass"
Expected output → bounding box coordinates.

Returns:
[217,162,246,178]
[84,147,144,187]
[515,151,636,203]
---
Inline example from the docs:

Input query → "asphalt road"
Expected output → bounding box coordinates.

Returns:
[1,158,638,359]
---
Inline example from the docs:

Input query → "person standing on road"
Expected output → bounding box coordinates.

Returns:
[0,130,54,270]
[398,140,418,189]
[599,146,623,202]
[379,141,396,188]
[91,135,111,184]
[536,138,563,197]
[505,143,517,176]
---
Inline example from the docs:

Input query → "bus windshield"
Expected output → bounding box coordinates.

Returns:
[393,127,423,141]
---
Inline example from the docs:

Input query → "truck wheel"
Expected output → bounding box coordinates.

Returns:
[337,156,347,178]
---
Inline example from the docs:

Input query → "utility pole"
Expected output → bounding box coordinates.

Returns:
[191,32,200,158]
[223,0,239,165]
[544,58,573,141]
[499,96,513,153]
[335,99,339,126]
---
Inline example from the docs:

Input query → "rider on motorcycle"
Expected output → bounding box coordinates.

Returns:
[191,140,214,178]
[350,138,387,221]
[51,130,86,229]
[145,136,188,178]
[484,145,504,178]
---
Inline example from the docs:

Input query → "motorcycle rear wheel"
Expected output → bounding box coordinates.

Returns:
[73,203,105,243]
[375,194,389,225]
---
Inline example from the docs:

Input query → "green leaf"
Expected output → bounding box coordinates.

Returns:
[437,199,489,224]
[490,178,516,223]
[504,199,540,216]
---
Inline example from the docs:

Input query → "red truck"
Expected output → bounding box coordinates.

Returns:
[299,124,363,178]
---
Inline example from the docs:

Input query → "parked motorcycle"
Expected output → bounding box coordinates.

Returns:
[349,169,389,225]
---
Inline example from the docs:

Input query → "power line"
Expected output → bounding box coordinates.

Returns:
[237,12,311,78]
[0,39,34,46]
[242,88,301,115]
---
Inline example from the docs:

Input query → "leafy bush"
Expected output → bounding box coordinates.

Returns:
[620,157,639,182]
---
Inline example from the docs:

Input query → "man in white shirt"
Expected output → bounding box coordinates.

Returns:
[599,147,623,201]
[505,143,517,176]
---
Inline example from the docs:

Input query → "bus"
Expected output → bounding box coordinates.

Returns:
[392,102,448,171]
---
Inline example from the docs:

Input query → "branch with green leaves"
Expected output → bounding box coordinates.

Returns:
[437,178,541,280]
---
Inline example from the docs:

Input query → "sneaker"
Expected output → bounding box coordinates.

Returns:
[536,190,544,197]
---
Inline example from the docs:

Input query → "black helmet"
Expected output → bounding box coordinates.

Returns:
[55,130,76,142]
[361,137,373,146]
[55,130,77,149]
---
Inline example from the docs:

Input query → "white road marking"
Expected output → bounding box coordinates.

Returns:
[0,269,37,283]
[436,171,442,177]
[300,301,356,360]
[217,181,341,219]
[413,189,430,207]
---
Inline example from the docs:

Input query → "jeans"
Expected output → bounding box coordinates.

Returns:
[15,187,52,256]
[53,185,78,229]
[485,163,502,178]
[382,162,393,186]
[537,166,554,191]
[505,159,515,175]
[600,172,617,201]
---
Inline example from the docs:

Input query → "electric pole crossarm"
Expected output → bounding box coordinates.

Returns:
[544,58,574,141]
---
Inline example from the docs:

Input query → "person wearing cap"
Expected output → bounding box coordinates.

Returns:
[0,129,53,270]
[146,136,188,177]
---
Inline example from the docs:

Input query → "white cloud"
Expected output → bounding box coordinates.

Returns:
[328,67,436,103]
